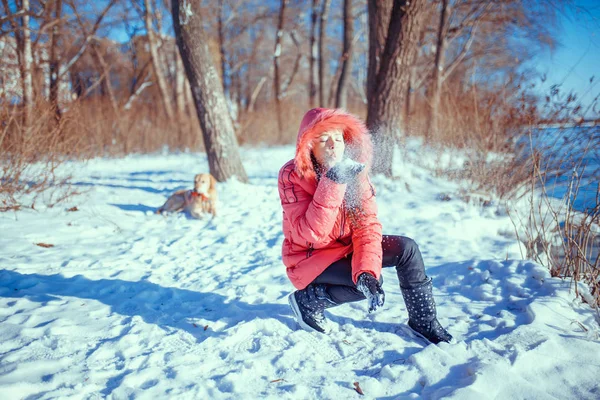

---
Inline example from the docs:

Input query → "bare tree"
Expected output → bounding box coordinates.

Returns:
[318,0,331,107]
[366,0,392,106]
[367,0,425,176]
[144,0,174,119]
[62,0,117,83]
[2,0,35,127]
[424,0,449,142]
[280,30,302,98]
[70,5,120,112]
[21,0,33,129]
[217,0,228,93]
[49,0,63,120]
[90,40,119,114]
[335,0,353,109]
[171,0,248,183]
[273,0,288,138]
[309,0,319,108]
[174,47,187,118]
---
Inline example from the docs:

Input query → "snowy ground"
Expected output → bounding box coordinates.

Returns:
[1,145,599,399]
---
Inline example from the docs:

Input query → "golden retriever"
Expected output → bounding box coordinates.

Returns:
[156,173,217,218]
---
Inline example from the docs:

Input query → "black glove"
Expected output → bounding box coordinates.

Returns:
[356,272,385,313]
[325,158,365,184]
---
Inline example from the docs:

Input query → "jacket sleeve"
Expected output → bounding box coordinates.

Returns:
[279,165,346,245]
[351,176,383,283]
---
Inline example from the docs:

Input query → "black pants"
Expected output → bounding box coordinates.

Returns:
[312,235,427,305]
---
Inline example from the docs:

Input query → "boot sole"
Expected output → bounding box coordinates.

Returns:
[405,325,432,344]
[405,324,454,345]
[288,293,328,333]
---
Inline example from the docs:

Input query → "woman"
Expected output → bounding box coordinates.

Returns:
[277,108,452,344]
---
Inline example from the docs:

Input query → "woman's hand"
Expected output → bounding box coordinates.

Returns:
[325,158,365,184]
[357,272,385,313]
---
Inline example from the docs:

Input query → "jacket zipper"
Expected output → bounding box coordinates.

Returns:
[337,203,350,246]
[307,242,314,258]
[339,206,345,239]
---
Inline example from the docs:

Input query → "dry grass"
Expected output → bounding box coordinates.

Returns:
[237,99,367,146]
[407,86,537,200]
[508,165,599,308]
[0,98,202,211]
[507,127,599,308]
[69,99,204,156]
[1,103,80,211]
[237,100,304,146]
[406,82,599,309]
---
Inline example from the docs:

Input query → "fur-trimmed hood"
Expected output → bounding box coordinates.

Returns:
[294,108,372,180]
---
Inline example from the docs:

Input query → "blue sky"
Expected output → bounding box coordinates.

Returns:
[101,0,599,117]
[535,1,600,117]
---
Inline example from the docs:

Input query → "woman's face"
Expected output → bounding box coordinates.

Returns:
[312,129,345,169]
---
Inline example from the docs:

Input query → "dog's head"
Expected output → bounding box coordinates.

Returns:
[193,173,216,196]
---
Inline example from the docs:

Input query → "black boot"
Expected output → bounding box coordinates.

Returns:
[288,284,337,333]
[401,277,452,344]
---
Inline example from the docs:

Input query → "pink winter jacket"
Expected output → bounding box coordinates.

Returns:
[278,108,383,290]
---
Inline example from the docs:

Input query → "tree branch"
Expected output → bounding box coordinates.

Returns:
[58,0,118,81]
[280,30,302,97]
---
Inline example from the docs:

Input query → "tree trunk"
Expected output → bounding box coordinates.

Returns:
[425,0,449,143]
[217,0,227,94]
[90,42,122,144]
[235,63,242,112]
[91,42,119,114]
[327,54,343,107]
[335,0,353,109]
[174,47,187,148]
[280,31,301,98]
[175,48,186,118]
[318,0,331,107]
[309,0,319,108]
[404,65,416,130]
[366,0,392,106]
[21,0,34,128]
[171,0,248,183]
[367,0,424,176]
[144,0,174,119]
[184,76,193,117]
[248,77,267,113]
[49,0,63,121]
[273,0,287,139]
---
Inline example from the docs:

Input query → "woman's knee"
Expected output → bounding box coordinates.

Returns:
[401,236,419,255]
[384,235,419,255]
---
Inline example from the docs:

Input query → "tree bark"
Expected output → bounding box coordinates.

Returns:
[174,47,187,148]
[175,47,186,117]
[248,76,266,113]
[280,30,301,98]
[425,0,449,143]
[21,0,33,128]
[366,0,392,106]
[172,0,248,183]
[309,0,319,108]
[217,0,227,93]
[367,0,424,176]
[335,0,353,109]
[60,0,117,83]
[273,0,287,139]
[144,0,174,119]
[49,0,63,120]
[90,42,119,115]
[318,0,331,107]
[404,65,416,129]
